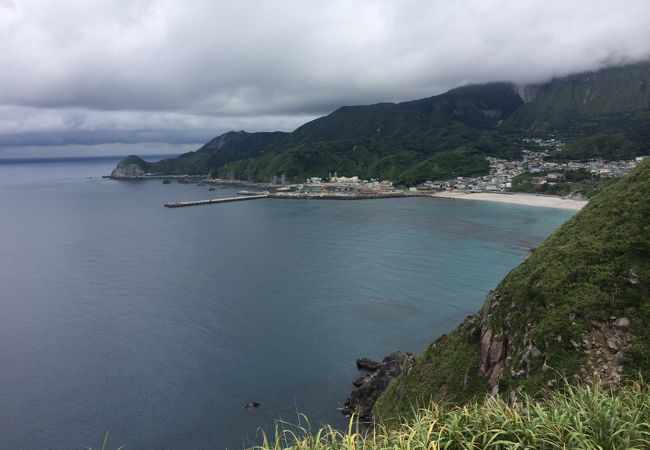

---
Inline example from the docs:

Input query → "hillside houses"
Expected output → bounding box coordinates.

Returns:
[419,150,646,193]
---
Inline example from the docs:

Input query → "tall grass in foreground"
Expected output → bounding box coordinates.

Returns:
[251,380,650,450]
[86,432,125,450]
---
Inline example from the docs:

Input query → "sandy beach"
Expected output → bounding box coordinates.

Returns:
[431,191,588,210]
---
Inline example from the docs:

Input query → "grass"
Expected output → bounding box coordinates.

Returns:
[251,379,650,449]
[86,432,125,450]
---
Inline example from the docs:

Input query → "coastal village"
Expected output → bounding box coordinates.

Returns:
[124,135,646,209]
[422,147,646,193]
[230,139,647,199]
[161,139,647,208]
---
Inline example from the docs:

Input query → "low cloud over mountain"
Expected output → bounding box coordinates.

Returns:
[1,0,649,154]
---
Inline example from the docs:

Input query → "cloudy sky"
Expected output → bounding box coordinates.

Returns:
[1,0,649,157]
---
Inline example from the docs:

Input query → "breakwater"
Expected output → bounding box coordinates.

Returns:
[270,192,412,200]
[164,194,269,208]
[164,192,433,208]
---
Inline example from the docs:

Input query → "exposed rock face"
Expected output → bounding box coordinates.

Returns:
[343,351,414,421]
[477,289,635,394]
[614,317,631,329]
[514,83,547,103]
[478,291,509,394]
[578,318,633,386]
[110,155,149,178]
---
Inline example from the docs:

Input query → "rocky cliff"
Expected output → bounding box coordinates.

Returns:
[373,158,650,421]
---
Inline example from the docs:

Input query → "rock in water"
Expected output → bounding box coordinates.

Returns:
[356,357,381,371]
[243,401,260,409]
[343,351,414,420]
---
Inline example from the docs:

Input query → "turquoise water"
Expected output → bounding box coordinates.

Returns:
[0,158,574,449]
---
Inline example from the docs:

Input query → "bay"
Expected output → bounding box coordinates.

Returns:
[0,157,573,449]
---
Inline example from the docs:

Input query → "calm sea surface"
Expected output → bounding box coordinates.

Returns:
[0,157,574,449]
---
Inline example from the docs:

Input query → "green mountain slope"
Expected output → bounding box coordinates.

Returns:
[112,62,650,183]
[113,83,526,183]
[504,62,650,159]
[291,82,523,143]
[374,158,650,420]
[139,131,289,176]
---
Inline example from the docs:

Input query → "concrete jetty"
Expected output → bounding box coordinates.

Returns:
[164,194,269,208]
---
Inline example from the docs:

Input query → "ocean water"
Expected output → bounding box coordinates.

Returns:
[0,157,574,449]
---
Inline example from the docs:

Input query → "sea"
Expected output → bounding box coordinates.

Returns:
[0,156,574,449]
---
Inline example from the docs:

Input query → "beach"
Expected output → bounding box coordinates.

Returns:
[432,192,588,210]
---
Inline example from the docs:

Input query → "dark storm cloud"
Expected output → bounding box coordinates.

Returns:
[1,0,649,152]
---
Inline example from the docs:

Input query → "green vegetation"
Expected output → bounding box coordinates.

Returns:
[394,148,489,186]
[503,62,650,160]
[252,380,650,450]
[509,170,616,198]
[495,158,650,383]
[217,144,492,186]
[117,83,526,183]
[114,63,650,184]
[377,317,485,415]
[86,433,125,450]
[559,121,650,161]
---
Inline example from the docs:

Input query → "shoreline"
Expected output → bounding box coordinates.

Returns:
[431,191,587,210]
[108,176,588,210]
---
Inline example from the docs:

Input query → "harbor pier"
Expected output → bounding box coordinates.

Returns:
[164,194,269,208]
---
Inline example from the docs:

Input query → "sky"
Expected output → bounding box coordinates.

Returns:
[1,0,649,157]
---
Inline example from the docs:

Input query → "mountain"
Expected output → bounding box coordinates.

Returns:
[110,131,289,178]
[112,62,650,184]
[290,83,523,142]
[372,158,650,420]
[503,62,650,160]
[111,83,527,183]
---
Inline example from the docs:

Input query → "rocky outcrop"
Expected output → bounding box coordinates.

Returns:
[356,357,381,371]
[477,289,635,394]
[478,291,510,394]
[576,316,633,386]
[110,155,150,179]
[343,351,414,421]
[478,290,547,394]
